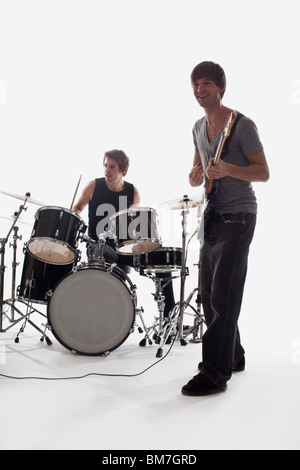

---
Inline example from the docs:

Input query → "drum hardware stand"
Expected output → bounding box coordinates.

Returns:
[13,271,52,345]
[81,232,108,266]
[177,196,191,346]
[180,253,205,343]
[13,300,52,346]
[138,273,179,357]
[9,225,22,322]
[0,197,29,332]
[138,274,166,348]
[173,194,206,346]
[0,196,53,345]
[135,306,153,344]
[178,196,206,344]
[120,268,153,348]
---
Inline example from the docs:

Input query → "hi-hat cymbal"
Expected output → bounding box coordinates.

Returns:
[0,191,45,206]
[160,196,203,210]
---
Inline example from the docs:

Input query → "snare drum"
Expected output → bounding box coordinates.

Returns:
[18,250,75,304]
[47,264,136,355]
[137,247,182,273]
[110,207,161,255]
[27,206,84,265]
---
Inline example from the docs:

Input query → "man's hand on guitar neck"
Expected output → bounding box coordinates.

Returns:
[207,158,228,180]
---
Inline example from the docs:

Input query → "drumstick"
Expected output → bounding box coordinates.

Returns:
[70,174,82,210]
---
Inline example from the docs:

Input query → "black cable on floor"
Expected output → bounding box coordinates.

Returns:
[0,332,177,381]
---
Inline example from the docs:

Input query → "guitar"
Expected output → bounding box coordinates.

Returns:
[206,110,237,196]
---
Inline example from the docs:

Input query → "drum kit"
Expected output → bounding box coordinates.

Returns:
[0,189,206,359]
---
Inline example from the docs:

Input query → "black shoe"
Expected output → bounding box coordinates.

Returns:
[181,373,227,397]
[198,356,246,373]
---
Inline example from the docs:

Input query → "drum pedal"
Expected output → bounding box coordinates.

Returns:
[40,323,52,345]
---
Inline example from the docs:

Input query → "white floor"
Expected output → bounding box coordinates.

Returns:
[1,263,300,451]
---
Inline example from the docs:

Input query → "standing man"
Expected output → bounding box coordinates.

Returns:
[182,62,269,396]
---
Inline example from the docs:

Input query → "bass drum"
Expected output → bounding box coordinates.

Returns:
[47,264,136,356]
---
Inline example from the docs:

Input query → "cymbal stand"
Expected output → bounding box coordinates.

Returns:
[177,194,206,344]
[0,198,28,332]
[9,225,22,322]
[139,195,194,350]
[177,197,190,345]
[0,196,53,345]
[180,248,205,343]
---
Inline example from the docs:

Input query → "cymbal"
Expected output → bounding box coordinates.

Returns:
[160,196,203,210]
[0,215,32,226]
[0,191,45,206]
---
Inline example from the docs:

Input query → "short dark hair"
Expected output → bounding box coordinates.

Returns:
[191,61,226,98]
[103,149,130,174]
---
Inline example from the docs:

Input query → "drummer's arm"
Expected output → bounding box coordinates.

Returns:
[72,180,95,214]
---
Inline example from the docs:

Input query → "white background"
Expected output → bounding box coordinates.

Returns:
[0,0,300,450]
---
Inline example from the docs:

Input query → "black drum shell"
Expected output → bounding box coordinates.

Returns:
[18,250,75,304]
[136,247,182,273]
[110,207,161,255]
[27,206,84,265]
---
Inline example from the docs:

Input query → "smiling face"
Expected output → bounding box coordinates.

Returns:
[192,77,225,110]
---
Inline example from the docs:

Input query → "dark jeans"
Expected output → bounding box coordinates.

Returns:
[200,211,256,388]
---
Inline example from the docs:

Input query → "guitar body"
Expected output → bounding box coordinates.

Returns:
[207,178,218,196]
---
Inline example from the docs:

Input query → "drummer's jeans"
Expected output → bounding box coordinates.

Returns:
[200,211,256,389]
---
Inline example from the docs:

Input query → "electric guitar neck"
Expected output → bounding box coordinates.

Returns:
[206,111,237,195]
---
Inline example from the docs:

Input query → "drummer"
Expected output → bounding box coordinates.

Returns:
[72,149,175,318]
[72,149,139,269]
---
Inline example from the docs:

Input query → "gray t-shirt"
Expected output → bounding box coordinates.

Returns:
[192,112,264,214]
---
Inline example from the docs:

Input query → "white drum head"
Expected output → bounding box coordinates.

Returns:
[28,238,76,264]
[48,267,135,355]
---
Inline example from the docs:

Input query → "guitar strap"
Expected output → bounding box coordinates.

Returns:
[221,111,244,158]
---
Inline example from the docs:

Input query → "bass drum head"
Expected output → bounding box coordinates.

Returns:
[47,267,135,355]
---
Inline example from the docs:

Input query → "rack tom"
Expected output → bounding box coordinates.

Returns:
[27,206,85,265]
[110,207,161,255]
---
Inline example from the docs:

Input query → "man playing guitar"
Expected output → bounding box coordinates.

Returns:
[182,62,269,396]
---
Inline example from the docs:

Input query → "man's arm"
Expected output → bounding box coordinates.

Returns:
[189,151,204,187]
[72,180,95,214]
[207,150,270,183]
[133,186,140,205]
